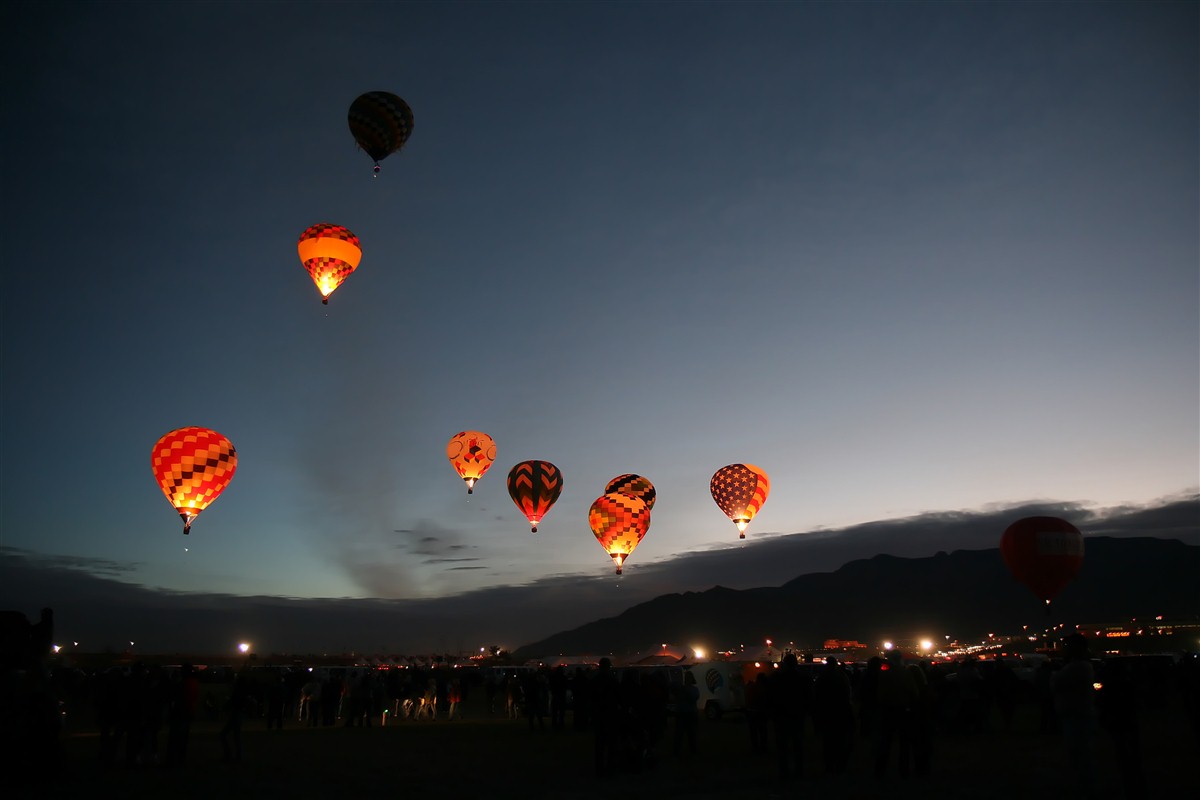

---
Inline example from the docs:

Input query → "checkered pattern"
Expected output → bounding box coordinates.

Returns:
[348,91,414,164]
[151,426,237,534]
[298,223,361,302]
[604,473,656,510]
[446,430,496,491]
[589,492,650,575]
[506,460,563,532]
[710,463,770,533]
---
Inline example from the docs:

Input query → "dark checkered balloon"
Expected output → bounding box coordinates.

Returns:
[348,91,414,171]
[604,473,656,510]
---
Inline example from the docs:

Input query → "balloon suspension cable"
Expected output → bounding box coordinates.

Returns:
[530,524,538,534]
[373,163,381,177]
[180,512,194,535]
[1044,598,1052,617]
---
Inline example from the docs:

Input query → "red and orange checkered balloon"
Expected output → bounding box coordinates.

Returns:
[446,431,496,495]
[151,427,238,535]
[506,460,563,533]
[589,492,651,575]
[710,463,770,539]
[298,223,362,304]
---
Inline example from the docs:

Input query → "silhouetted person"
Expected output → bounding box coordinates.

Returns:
[265,675,285,730]
[165,664,199,766]
[873,650,917,779]
[813,658,853,774]
[220,668,250,762]
[858,657,882,738]
[591,659,621,777]
[769,653,811,783]
[571,667,590,730]
[955,657,985,733]
[550,666,568,731]
[1053,633,1098,796]
[673,671,700,758]
[1035,659,1056,733]
[908,663,935,778]
[991,657,1020,731]
[1098,660,1146,799]
[523,669,547,731]
[746,671,770,755]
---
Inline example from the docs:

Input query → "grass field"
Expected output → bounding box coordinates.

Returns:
[23,692,1200,800]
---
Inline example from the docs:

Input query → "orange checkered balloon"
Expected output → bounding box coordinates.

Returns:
[506,460,563,533]
[604,474,656,511]
[589,492,651,575]
[710,463,770,539]
[151,427,238,535]
[298,223,362,304]
[446,431,496,494]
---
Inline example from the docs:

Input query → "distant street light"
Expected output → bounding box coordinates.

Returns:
[238,642,250,654]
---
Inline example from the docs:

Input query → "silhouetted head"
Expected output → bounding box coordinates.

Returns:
[782,653,798,669]
[1063,633,1089,660]
[599,657,612,672]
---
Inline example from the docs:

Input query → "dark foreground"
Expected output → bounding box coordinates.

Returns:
[15,695,1199,800]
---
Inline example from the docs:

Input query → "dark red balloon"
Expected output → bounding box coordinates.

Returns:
[1000,516,1085,604]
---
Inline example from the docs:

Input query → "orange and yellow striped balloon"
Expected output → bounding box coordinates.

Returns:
[710,463,769,539]
[298,223,362,304]
[446,431,496,494]
[506,460,563,533]
[589,492,651,575]
[151,427,238,535]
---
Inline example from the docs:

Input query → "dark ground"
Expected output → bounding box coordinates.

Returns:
[13,686,1199,800]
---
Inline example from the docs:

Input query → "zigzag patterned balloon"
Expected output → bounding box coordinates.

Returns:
[710,463,770,539]
[151,427,238,535]
[506,460,563,533]
[589,492,651,575]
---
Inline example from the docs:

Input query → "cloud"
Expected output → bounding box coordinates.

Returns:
[0,547,141,578]
[3,496,1194,654]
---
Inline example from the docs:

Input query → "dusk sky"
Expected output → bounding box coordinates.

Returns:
[1,2,1196,651]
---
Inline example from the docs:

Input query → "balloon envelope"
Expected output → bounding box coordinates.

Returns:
[506,460,563,533]
[298,223,361,304]
[604,474,656,510]
[151,426,237,534]
[1000,516,1084,604]
[446,431,496,494]
[348,91,414,172]
[589,492,650,575]
[710,463,770,539]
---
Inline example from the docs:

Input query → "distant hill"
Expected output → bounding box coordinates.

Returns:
[514,536,1199,658]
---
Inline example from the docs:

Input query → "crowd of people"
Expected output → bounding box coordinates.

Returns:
[5,623,1200,796]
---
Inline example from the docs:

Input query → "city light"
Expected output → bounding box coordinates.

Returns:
[920,640,933,651]
[238,642,251,654]
[883,641,894,651]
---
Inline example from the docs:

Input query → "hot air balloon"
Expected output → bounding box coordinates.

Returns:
[348,91,414,176]
[1000,516,1084,611]
[710,463,770,539]
[604,474,656,510]
[589,492,651,575]
[298,223,362,304]
[506,460,563,533]
[151,426,238,535]
[446,431,496,494]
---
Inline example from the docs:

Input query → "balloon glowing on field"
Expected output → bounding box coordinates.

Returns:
[589,492,651,575]
[710,463,770,538]
[151,427,237,535]
[506,460,563,533]
[446,431,496,494]
[298,223,362,304]
[1000,516,1084,611]
[604,473,656,510]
